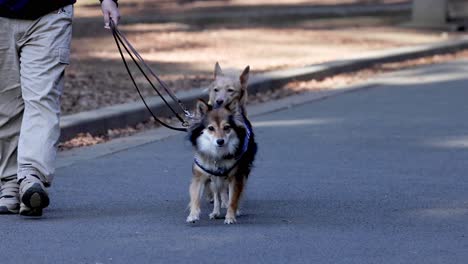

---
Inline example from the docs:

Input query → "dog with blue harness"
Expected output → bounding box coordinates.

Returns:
[187,99,257,224]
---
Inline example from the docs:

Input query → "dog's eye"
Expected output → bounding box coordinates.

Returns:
[208,126,215,131]
[214,89,219,93]
[227,88,234,93]
[223,125,231,131]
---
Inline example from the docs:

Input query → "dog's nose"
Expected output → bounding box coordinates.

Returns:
[216,99,224,107]
[216,139,225,146]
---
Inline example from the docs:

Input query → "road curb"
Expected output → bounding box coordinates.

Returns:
[132,3,411,24]
[76,3,411,25]
[60,36,468,141]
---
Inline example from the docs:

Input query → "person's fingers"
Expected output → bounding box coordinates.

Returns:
[103,11,110,29]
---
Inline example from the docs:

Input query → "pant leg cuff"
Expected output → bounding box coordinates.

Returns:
[17,168,51,187]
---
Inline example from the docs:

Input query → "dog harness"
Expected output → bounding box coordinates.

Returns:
[194,117,252,177]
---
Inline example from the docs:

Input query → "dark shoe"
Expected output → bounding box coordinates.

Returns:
[19,175,49,217]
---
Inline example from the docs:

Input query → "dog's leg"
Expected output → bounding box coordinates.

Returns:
[209,178,221,219]
[236,179,247,217]
[204,181,214,203]
[187,175,205,223]
[225,177,244,224]
[221,180,229,209]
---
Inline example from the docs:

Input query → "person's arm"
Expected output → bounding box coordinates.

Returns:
[100,0,120,28]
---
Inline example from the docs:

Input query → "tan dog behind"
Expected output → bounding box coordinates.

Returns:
[208,62,250,111]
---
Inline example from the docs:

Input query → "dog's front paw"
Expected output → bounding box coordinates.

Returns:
[224,216,237,224]
[186,215,200,223]
[209,212,220,219]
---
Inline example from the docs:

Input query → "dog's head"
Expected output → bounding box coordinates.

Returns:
[189,99,245,158]
[208,62,250,109]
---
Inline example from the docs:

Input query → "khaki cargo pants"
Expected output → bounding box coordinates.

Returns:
[0,5,73,185]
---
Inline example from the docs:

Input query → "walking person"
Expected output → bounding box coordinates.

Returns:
[0,0,120,216]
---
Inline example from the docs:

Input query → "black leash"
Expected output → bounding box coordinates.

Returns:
[109,20,191,132]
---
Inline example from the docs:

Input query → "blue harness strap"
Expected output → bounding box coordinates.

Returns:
[194,158,236,177]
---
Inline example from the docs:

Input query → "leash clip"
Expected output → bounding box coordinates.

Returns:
[184,110,196,119]
[181,110,195,127]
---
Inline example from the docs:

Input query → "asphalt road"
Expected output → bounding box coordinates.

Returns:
[2,60,468,263]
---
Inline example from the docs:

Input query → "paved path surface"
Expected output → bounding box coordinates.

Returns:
[3,60,468,263]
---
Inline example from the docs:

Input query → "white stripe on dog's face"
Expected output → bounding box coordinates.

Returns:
[197,116,239,158]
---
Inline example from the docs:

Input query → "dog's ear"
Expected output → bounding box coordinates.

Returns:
[214,62,224,79]
[238,66,250,107]
[196,99,211,117]
[240,65,250,87]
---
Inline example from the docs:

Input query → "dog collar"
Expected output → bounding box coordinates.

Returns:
[241,114,252,156]
[194,158,238,177]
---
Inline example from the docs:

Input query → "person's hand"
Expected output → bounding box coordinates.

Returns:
[101,0,120,29]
